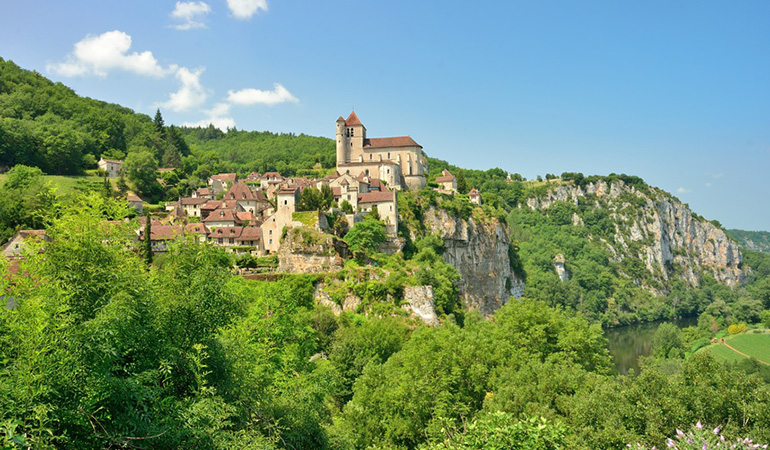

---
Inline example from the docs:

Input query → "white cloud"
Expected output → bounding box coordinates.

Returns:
[183,116,237,131]
[171,1,211,30]
[47,30,169,77]
[676,187,692,194]
[182,102,236,131]
[227,83,298,106]
[161,67,208,112]
[226,0,268,19]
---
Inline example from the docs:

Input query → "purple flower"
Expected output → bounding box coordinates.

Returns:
[714,427,720,435]
[696,421,703,430]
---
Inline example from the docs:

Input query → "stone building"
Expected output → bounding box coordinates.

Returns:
[335,111,427,190]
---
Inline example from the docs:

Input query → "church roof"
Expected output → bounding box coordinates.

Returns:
[345,111,363,126]
[337,116,345,122]
[364,136,422,149]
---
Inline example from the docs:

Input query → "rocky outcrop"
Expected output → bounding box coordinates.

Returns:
[526,180,747,289]
[312,283,439,326]
[553,254,569,281]
[402,286,440,326]
[277,227,345,273]
[421,207,519,315]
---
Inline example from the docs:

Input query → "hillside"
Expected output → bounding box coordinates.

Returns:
[728,229,770,253]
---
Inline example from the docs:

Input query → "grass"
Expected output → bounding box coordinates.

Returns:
[697,330,770,365]
[292,211,319,226]
[0,174,117,196]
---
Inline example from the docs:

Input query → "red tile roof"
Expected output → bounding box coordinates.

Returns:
[237,226,262,242]
[345,111,363,126]
[211,173,237,182]
[364,136,421,149]
[202,208,242,224]
[358,190,395,204]
[237,211,257,223]
[127,193,143,203]
[201,200,222,210]
[226,183,258,201]
[100,158,123,164]
[184,223,209,234]
[435,170,455,183]
[210,226,243,238]
[469,189,480,196]
[148,225,185,241]
[196,187,212,195]
[181,197,209,205]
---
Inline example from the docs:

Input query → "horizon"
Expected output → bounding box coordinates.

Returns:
[1,1,768,231]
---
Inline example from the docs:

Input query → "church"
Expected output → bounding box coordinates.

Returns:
[336,111,428,190]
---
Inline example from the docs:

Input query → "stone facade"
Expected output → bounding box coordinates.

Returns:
[336,112,427,190]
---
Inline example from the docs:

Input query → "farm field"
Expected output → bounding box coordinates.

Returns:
[698,331,770,365]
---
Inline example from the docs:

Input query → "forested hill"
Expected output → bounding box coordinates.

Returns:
[0,57,336,177]
[728,229,770,253]
[0,57,155,174]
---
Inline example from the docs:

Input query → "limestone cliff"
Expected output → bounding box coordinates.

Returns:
[277,227,346,274]
[525,180,747,289]
[420,207,518,314]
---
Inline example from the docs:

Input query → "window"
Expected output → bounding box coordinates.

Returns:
[269,239,273,245]
[229,238,234,244]
[269,229,273,235]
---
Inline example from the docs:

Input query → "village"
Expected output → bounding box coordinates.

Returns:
[3,112,481,263]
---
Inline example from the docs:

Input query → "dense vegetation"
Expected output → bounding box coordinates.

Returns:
[2,195,769,449]
[729,229,770,253]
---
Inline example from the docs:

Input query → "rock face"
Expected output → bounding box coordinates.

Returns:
[402,286,440,326]
[553,254,569,281]
[421,207,518,315]
[526,180,747,289]
[312,283,439,326]
[277,227,345,274]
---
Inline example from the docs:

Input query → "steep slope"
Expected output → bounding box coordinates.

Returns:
[728,229,770,253]
[525,179,746,289]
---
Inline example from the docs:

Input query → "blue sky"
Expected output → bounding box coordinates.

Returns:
[1,1,768,230]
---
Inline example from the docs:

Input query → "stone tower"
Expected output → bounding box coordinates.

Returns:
[336,116,346,165]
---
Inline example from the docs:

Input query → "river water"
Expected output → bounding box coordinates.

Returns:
[605,316,697,375]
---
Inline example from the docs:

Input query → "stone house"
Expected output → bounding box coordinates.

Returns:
[98,158,122,177]
[209,173,237,195]
[469,188,481,205]
[435,169,457,192]
[357,190,398,236]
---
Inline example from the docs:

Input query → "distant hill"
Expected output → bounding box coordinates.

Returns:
[728,229,770,253]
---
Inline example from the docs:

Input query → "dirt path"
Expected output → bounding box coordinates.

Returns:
[722,342,770,366]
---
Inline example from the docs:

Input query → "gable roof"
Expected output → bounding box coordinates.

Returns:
[202,208,242,224]
[237,226,262,242]
[364,136,421,149]
[184,223,209,234]
[226,183,257,201]
[210,226,244,238]
[358,190,395,204]
[435,169,456,183]
[211,173,237,182]
[468,188,480,196]
[181,197,209,205]
[100,158,122,164]
[345,111,363,126]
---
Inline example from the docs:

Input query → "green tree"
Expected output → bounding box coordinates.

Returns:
[344,217,386,256]
[153,108,165,135]
[123,149,162,201]
[651,322,684,358]
[457,169,468,194]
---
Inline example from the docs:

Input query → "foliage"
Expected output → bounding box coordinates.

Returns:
[0,165,57,243]
[344,217,386,257]
[425,413,567,450]
[631,421,769,450]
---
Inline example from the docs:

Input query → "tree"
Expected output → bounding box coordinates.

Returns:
[144,214,153,266]
[123,149,162,201]
[457,169,468,194]
[344,217,386,256]
[340,200,354,214]
[153,108,165,135]
[651,322,684,358]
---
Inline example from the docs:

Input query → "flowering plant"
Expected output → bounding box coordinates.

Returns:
[628,422,768,450]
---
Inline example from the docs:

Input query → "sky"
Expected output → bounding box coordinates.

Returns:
[1,0,768,230]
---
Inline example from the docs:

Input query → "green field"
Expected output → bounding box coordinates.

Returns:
[698,331,770,365]
[0,174,117,196]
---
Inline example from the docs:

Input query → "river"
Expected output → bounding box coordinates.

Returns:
[605,316,697,375]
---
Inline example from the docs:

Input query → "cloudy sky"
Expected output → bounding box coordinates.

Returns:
[1,1,768,230]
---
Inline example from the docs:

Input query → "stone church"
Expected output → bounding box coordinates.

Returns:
[336,111,428,190]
